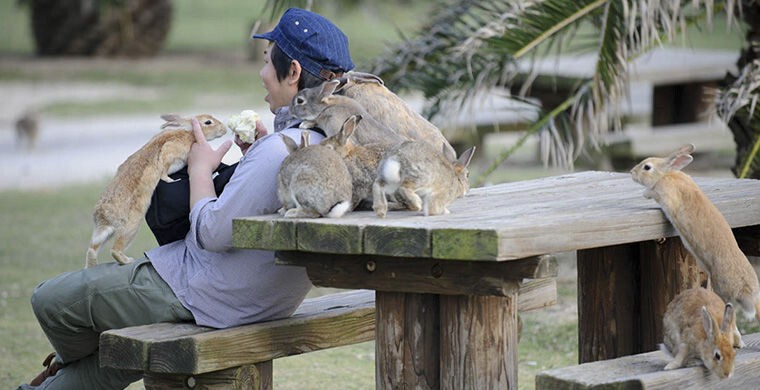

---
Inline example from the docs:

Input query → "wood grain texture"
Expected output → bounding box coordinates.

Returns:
[375,292,440,389]
[101,290,375,375]
[440,288,519,389]
[536,332,760,390]
[142,363,270,390]
[233,171,760,260]
[275,251,557,296]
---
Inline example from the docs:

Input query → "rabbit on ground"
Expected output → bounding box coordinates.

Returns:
[335,71,456,158]
[15,109,40,151]
[373,141,475,218]
[320,115,396,210]
[289,79,403,147]
[86,114,226,268]
[660,287,736,379]
[631,144,760,338]
[277,130,353,218]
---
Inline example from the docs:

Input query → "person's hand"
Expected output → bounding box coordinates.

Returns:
[235,120,268,155]
[188,118,233,177]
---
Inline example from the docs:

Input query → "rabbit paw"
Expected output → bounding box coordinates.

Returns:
[663,361,681,370]
[299,120,317,129]
[161,175,177,183]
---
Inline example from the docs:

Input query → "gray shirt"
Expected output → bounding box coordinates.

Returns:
[147,110,322,328]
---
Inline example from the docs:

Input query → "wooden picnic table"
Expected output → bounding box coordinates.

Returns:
[232,170,760,389]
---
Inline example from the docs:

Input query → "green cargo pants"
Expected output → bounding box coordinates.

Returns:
[19,258,193,389]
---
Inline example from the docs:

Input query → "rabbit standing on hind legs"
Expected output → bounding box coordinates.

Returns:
[631,144,760,346]
[86,114,227,268]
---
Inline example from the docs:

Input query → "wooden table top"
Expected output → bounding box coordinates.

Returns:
[232,171,760,261]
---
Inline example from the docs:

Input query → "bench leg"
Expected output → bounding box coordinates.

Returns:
[577,239,702,363]
[143,361,273,390]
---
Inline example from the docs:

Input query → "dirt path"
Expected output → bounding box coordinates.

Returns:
[0,80,274,190]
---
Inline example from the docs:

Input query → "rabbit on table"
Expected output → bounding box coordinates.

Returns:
[277,130,353,218]
[86,114,226,268]
[631,144,760,345]
[320,115,394,210]
[373,141,475,218]
[661,287,736,379]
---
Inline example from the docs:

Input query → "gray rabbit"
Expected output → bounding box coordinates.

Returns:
[277,131,353,218]
[289,79,403,147]
[373,142,476,217]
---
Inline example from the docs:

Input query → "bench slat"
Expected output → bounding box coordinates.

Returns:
[536,332,760,389]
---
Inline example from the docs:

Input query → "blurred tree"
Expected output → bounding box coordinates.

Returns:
[366,0,759,182]
[22,0,173,57]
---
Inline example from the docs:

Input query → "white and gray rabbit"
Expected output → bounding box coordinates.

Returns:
[373,141,475,217]
[660,287,736,379]
[631,144,760,336]
[87,114,227,268]
[277,131,353,218]
[289,79,403,147]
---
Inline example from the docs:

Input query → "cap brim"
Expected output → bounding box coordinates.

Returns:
[252,30,276,40]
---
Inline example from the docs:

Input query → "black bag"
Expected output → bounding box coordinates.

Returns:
[146,162,238,245]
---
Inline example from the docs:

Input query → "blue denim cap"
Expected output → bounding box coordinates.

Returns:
[253,8,354,80]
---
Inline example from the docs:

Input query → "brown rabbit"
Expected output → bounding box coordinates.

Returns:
[277,131,353,218]
[86,114,227,268]
[320,115,393,209]
[660,287,736,378]
[373,141,476,217]
[336,71,457,158]
[15,109,40,151]
[289,79,403,147]
[631,144,760,334]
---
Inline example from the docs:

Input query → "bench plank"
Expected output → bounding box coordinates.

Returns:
[536,332,760,389]
[100,290,375,375]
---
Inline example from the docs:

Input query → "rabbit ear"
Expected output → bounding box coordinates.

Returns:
[161,114,183,122]
[667,154,693,171]
[721,303,735,333]
[338,115,361,144]
[300,130,311,148]
[669,144,695,158]
[280,134,299,154]
[319,79,341,99]
[456,146,476,168]
[702,306,717,342]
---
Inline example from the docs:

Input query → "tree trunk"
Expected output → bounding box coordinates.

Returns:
[29,0,173,58]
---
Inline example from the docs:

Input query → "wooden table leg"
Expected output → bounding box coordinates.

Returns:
[440,288,519,390]
[376,291,440,389]
[375,285,520,390]
[577,239,702,363]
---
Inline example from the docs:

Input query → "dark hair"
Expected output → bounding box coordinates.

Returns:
[271,44,324,90]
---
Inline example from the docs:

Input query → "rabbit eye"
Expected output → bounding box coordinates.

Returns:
[643,164,652,171]
[204,120,212,125]
[296,97,306,105]
[714,351,722,361]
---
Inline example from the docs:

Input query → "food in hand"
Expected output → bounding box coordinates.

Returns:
[228,109,261,143]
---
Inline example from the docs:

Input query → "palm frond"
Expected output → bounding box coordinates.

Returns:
[716,59,760,178]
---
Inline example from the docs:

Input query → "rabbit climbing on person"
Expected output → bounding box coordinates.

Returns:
[631,144,760,344]
[373,141,475,218]
[660,287,736,379]
[289,79,403,147]
[277,130,353,218]
[86,114,227,268]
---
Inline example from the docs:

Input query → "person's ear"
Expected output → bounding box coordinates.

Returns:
[287,60,302,86]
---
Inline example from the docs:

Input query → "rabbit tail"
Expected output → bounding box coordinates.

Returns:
[86,225,115,268]
[326,200,352,218]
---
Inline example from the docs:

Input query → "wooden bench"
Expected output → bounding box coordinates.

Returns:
[100,273,558,389]
[536,332,760,389]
